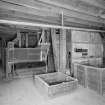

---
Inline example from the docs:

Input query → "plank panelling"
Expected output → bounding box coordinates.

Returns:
[71,30,103,64]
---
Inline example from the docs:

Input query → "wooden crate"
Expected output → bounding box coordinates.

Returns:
[72,63,87,87]
[72,62,105,95]
[77,65,87,87]
[101,69,105,95]
[87,67,100,94]
[87,67,105,95]
[35,72,78,97]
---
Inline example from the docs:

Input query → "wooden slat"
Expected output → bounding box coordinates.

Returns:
[0,12,60,25]
[80,0,105,10]
[37,0,103,16]
[1,13,104,29]
[59,29,66,73]
[1,0,105,23]
[2,0,104,17]
[1,19,105,32]
[0,0,105,26]
[65,17,104,27]
[73,63,105,95]
[0,1,58,17]
[35,72,78,96]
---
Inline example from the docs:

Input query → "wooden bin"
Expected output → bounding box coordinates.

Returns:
[72,63,87,87]
[35,72,78,97]
[87,67,105,95]
[87,67,100,94]
[101,69,105,95]
[72,62,105,95]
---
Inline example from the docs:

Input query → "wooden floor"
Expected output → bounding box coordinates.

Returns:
[0,77,105,105]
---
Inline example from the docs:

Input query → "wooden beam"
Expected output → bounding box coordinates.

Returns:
[0,23,41,32]
[0,8,104,28]
[0,7,104,28]
[0,10,104,30]
[0,19,105,32]
[0,24,17,31]
[65,21,100,30]
[0,20,102,31]
[0,0,105,29]
[0,1,59,18]
[0,7,104,29]
[0,12,104,29]
[37,0,103,16]
[0,13,60,25]
[65,17,104,28]
[80,0,105,10]
[1,0,105,24]
[0,31,16,38]
[2,0,103,16]
[0,24,41,33]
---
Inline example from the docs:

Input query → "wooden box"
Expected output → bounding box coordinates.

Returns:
[87,67,100,94]
[72,62,105,95]
[72,63,87,87]
[87,66,105,95]
[35,72,78,97]
[101,69,105,95]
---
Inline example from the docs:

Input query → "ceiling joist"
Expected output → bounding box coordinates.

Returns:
[0,19,105,32]
[37,0,104,16]
[80,0,105,10]
[1,0,105,22]
[0,0,105,34]
[0,0,105,28]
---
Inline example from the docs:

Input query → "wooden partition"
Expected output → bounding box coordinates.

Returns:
[8,48,41,62]
[71,31,103,64]
[72,62,105,95]
[6,44,50,79]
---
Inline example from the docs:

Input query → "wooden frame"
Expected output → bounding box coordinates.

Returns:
[72,62,105,95]
[35,72,78,97]
[0,19,105,32]
[72,63,88,87]
[6,43,50,79]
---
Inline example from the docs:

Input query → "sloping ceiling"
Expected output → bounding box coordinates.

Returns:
[0,0,105,39]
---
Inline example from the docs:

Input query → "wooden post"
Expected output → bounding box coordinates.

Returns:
[6,42,14,79]
[17,30,21,48]
[1,39,4,76]
[26,33,28,48]
[59,12,66,73]
[59,29,66,73]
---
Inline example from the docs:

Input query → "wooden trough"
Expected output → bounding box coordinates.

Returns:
[35,72,78,97]
[72,62,105,95]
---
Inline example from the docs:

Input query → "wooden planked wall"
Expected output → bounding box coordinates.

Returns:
[51,29,66,73]
[71,30,103,65]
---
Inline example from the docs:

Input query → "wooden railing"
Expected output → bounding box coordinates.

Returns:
[6,43,50,79]
[7,44,50,62]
